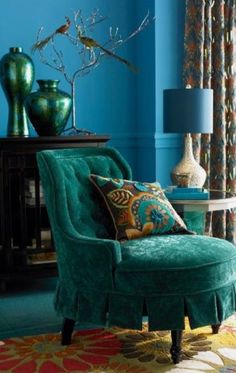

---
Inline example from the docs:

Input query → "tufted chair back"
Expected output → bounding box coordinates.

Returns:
[37,147,132,240]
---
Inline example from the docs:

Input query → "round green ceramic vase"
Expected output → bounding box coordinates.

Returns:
[0,47,35,137]
[25,80,72,136]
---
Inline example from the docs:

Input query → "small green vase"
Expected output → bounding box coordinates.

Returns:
[25,80,72,136]
[0,47,35,137]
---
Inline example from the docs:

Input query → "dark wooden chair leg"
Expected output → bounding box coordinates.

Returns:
[170,330,183,364]
[211,323,221,334]
[61,318,76,345]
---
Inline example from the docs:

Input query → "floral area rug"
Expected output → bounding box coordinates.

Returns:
[0,314,236,373]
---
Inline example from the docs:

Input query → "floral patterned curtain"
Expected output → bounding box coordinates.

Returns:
[183,0,236,242]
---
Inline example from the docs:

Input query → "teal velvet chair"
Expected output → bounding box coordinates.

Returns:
[37,146,236,364]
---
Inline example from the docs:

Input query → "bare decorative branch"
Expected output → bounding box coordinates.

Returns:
[32,8,155,134]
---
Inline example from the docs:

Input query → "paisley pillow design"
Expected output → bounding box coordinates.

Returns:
[90,175,188,241]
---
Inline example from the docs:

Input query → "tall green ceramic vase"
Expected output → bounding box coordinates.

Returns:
[0,47,35,137]
[25,80,72,136]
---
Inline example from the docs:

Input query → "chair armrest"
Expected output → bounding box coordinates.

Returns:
[54,229,122,291]
[64,232,122,266]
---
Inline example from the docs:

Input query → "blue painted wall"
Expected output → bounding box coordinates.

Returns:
[0,0,137,137]
[109,0,156,181]
[0,0,185,186]
[155,0,185,187]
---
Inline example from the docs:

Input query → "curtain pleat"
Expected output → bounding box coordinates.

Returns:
[183,0,236,242]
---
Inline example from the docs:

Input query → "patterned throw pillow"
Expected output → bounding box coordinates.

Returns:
[90,174,188,241]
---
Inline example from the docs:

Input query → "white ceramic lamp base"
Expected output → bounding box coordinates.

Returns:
[171,134,206,188]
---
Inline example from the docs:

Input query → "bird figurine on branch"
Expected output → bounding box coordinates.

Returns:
[31,16,71,52]
[77,31,138,73]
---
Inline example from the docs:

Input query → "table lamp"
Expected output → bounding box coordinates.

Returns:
[163,88,213,187]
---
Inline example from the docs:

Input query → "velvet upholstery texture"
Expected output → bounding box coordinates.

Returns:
[90,174,188,240]
[36,147,236,331]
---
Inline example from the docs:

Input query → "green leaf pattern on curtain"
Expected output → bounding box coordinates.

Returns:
[183,0,236,242]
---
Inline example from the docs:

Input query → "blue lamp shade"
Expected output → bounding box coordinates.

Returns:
[164,88,214,134]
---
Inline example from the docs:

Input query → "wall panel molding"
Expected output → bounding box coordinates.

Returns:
[109,132,182,149]
[155,133,183,149]
[109,132,155,148]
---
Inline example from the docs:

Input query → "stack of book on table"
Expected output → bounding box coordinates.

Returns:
[165,186,209,200]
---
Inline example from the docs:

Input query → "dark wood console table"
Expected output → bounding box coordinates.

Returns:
[0,135,110,289]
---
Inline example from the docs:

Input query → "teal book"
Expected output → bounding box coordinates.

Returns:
[173,187,203,194]
[165,190,209,200]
